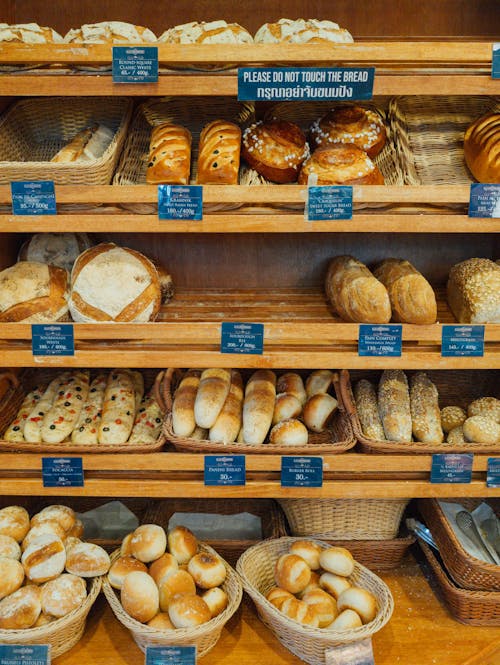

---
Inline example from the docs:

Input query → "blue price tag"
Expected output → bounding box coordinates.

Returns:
[430,454,473,484]
[220,322,264,355]
[358,324,402,357]
[204,455,246,486]
[11,181,56,215]
[492,43,500,79]
[112,46,158,83]
[0,645,49,665]
[325,638,374,665]
[158,185,203,220]
[146,646,196,665]
[487,458,500,488]
[281,456,323,487]
[42,457,84,487]
[441,325,484,357]
[307,186,353,221]
[468,183,500,218]
[238,67,375,102]
[32,324,74,357]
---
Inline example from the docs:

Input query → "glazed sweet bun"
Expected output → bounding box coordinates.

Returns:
[0,585,41,629]
[187,552,226,589]
[269,418,309,446]
[31,505,76,533]
[319,547,355,577]
[275,553,311,594]
[167,525,198,564]
[266,586,295,610]
[0,557,24,599]
[0,506,30,542]
[22,520,67,551]
[120,532,134,556]
[130,524,167,563]
[168,594,212,628]
[336,586,377,624]
[121,570,159,623]
[22,533,66,583]
[298,571,321,597]
[40,573,87,618]
[298,144,385,186]
[0,534,21,560]
[289,540,322,570]
[65,542,110,577]
[149,552,179,586]
[319,572,352,599]
[108,555,148,590]
[302,588,338,628]
[201,587,229,617]
[280,597,319,627]
[329,608,362,630]
[147,612,175,629]
[158,570,196,611]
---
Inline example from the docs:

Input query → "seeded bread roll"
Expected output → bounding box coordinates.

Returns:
[447,258,500,323]
[353,379,385,440]
[410,372,444,443]
[172,370,201,437]
[194,368,232,430]
[0,585,41,629]
[441,406,467,433]
[209,370,244,443]
[303,393,338,433]
[305,370,334,397]
[467,397,500,423]
[447,425,466,444]
[242,370,276,444]
[463,415,500,444]
[272,393,303,425]
[269,418,309,445]
[0,506,30,543]
[276,372,307,405]
[377,370,412,442]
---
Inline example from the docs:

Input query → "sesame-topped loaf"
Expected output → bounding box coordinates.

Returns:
[447,257,500,323]
[159,20,253,44]
[64,21,156,44]
[409,372,444,443]
[298,144,384,186]
[0,23,63,43]
[254,18,353,44]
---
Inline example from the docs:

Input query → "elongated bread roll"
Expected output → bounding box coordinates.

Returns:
[194,369,231,429]
[71,373,107,445]
[272,393,302,425]
[51,124,98,163]
[126,370,144,415]
[353,379,385,440]
[209,370,243,443]
[129,391,163,445]
[305,370,333,397]
[378,370,412,442]
[98,370,136,444]
[4,385,45,442]
[242,370,276,444]
[410,372,443,443]
[23,373,69,443]
[41,371,90,443]
[276,372,307,405]
[197,120,241,185]
[146,123,192,185]
[172,370,201,437]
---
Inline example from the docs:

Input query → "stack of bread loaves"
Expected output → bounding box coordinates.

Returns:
[0,504,109,629]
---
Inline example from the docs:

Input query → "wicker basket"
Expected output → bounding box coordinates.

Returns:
[236,537,394,665]
[0,369,166,453]
[340,369,500,454]
[418,498,500,591]
[103,545,242,657]
[418,540,500,626]
[322,530,415,570]
[0,97,133,184]
[160,368,355,455]
[0,575,101,658]
[279,498,410,540]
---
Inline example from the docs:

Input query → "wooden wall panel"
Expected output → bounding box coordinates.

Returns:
[0,0,15,23]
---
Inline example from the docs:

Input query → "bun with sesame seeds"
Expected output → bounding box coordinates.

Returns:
[298,144,384,186]
[447,258,500,323]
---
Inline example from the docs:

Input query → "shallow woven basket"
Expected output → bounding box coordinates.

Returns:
[236,537,394,665]
[279,498,409,540]
[160,368,355,455]
[418,498,500,592]
[0,575,101,658]
[0,96,133,184]
[0,369,166,453]
[341,369,500,454]
[103,545,242,657]
[322,530,415,570]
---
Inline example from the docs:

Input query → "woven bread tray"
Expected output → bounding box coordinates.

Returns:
[0,575,101,658]
[160,367,355,455]
[321,530,415,570]
[418,540,500,626]
[236,536,394,665]
[103,544,242,657]
[0,369,166,453]
[0,96,133,184]
[279,498,410,541]
[418,498,500,592]
[340,368,500,454]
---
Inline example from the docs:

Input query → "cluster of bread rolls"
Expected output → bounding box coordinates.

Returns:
[447,258,500,324]
[0,504,109,629]
[266,541,377,630]
[441,396,500,445]
[3,369,163,446]
[172,369,339,445]
[325,256,437,324]
[110,523,228,628]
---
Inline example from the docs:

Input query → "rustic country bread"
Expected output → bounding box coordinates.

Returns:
[467,397,500,423]
[194,368,232,430]
[159,20,253,44]
[463,112,500,183]
[197,120,241,185]
[276,372,307,406]
[41,573,87,618]
[254,18,353,44]
[242,369,277,444]
[354,379,385,440]
[172,370,201,437]
[409,372,444,443]
[146,123,192,185]
[69,243,162,323]
[298,144,385,186]
[447,258,500,323]
[0,23,63,43]
[440,406,467,433]
[64,21,156,43]
[0,506,30,543]
[309,105,386,157]
[378,370,412,442]
[18,233,93,272]
[209,370,244,443]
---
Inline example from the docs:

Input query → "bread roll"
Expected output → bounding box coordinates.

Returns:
[187,552,226,589]
[329,608,363,630]
[254,18,353,44]
[272,393,302,425]
[64,516,84,538]
[242,370,276,444]
[4,385,45,442]
[0,535,21,560]
[98,370,136,445]
[209,370,244,443]
[168,594,211,628]
[298,144,385,186]
[146,123,192,185]
[441,406,467,433]
[18,233,92,273]
[319,572,352,599]
[22,521,66,551]
[41,370,90,443]
[0,585,41,629]
[463,112,500,183]
[303,393,338,433]
[354,379,385,440]
[51,124,99,163]
[410,372,444,443]
[24,374,69,443]
[41,573,87,617]
[289,540,322,570]
[64,537,82,552]
[447,258,500,323]
[22,534,66,583]
[194,368,232,429]
[373,258,437,324]
[463,415,500,444]
[32,504,76,533]
[130,524,167,563]
[147,612,175,629]
[467,397,500,423]
[202,587,228,617]
[275,554,311,594]
[167,525,198,564]
[158,570,196,611]
[280,597,319,627]
[319,547,355,577]
[276,373,307,406]
[0,557,24,599]
[71,373,107,445]
[305,370,334,397]
[269,418,309,445]
[197,120,241,185]
[0,506,30,543]
[337,587,377,624]
[120,533,134,556]
[33,612,55,627]
[378,370,412,442]
[298,571,322,597]
[65,542,111,577]
[121,571,159,623]
[108,555,148,589]
[447,425,466,445]
[172,370,201,437]
[266,586,295,610]
[325,256,391,324]
[149,552,179,587]
[302,588,338,628]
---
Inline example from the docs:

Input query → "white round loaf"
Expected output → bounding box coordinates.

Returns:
[254,18,353,44]
[0,23,63,43]
[18,233,92,272]
[159,20,253,44]
[64,21,156,43]
[69,243,163,322]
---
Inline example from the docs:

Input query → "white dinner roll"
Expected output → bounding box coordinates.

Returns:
[167,525,198,564]
[33,612,55,627]
[121,571,159,623]
[0,506,30,543]
[22,534,66,583]
[266,586,295,610]
[329,608,363,630]
[32,504,76,533]
[187,552,226,589]
[108,555,148,590]
[272,393,303,425]
[64,536,82,552]
[158,570,196,611]
[280,597,319,627]
[290,540,322,570]
[337,586,377,624]
[275,554,311,594]
[269,418,309,445]
[0,557,24,599]
[201,587,229,617]
[276,372,307,406]
[120,532,134,556]
[147,612,175,629]
[130,524,167,563]
[168,594,212,628]
[65,542,110,577]
[149,552,179,586]
[298,571,321,598]
[303,393,338,433]
[302,588,338,628]
[22,520,67,551]
[319,572,352,599]
[0,534,21,560]
[0,585,41,629]
[319,547,355,577]
[41,573,87,617]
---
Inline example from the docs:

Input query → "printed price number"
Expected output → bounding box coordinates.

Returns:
[430,453,473,484]
[220,322,264,355]
[204,455,246,486]
[281,456,323,488]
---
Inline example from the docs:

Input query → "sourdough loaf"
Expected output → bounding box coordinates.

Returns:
[159,20,253,44]
[64,21,156,43]
[254,18,353,44]
[18,233,92,272]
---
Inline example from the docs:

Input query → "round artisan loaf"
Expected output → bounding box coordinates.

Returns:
[65,541,111,577]
[254,18,353,44]
[41,573,87,617]
[303,393,338,433]
[0,506,30,543]
[168,594,212,628]
[0,261,69,323]
[159,20,252,44]
[462,415,500,444]
[319,547,355,577]
[0,557,24,599]
[0,23,63,43]
[0,535,21,560]
[130,524,167,563]
[69,243,163,323]
[167,525,198,564]
[467,397,500,423]
[441,406,467,433]
[64,21,156,43]
[201,587,228,617]
[309,105,386,157]
[187,552,226,589]
[31,504,76,533]
[108,555,148,589]
[289,540,322,570]
[337,586,377,624]
[0,585,41,629]
[269,418,309,445]
[22,534,66,583]
[275,554,311,594]
[298,144,385,186]
[18,233,93,272]
[463,112,500,183]
[121,570,159,623]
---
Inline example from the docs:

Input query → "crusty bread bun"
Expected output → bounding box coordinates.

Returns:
[0,584,41,629]
[289,540,322,570]
[33,611,55,627]
[65,542,111,577]
[22,534,66,584]
[41,573,87,617]
[147,612,175,629]
[120,532,134,556]
[302,588,338,628]
[272,393,303,425]
[0,556,24,599]
[121,571,159,623]
[130,524,167,563]
[201,587,229,617]
[276,373,307,406]
[298,571,321,597]
[22,521,67,551]
[319,572,352,599]
[305,370,334,398]
[167,525,198,564]
[468,397,500,423]
[168,594,212,628]
[254,18,353,45]
[275,554,311,594]
[280,597,319,627]
[149,552,179,586]
[68,518,84,539]
[31,505,76,533]
[441,406,467,433]
[158,570,196,611]
[329,608,363,630]
[303,393,338,433]
[0,534,21,560]
[0,506,30,543]
[266,586,295,610]
[337,586,377,624]
[108,555,148,590]
[319,547,355,577]
[269,418,309,445]
[463,415,500,444]
[187,552,226,589]
[64,536,82,552]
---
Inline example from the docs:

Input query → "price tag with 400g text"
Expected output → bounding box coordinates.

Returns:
[146,646,196,665]
[307,185,353,221]
[32,324,75,357]
[441,325,484,357]
[204,455,246,486]
[112,46,159,83]
[487,458,500,488]
[158,185,203,221]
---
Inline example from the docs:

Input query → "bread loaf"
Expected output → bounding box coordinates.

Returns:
[24,373,70,443]
[194,368,232,429]
[377,370,412,442]
[276,372,307,405]
[325,256,391,323]
[98,370,136,444]
[373,259,437,324]
[4,385,45,442]
[353,379,385,440]
[254,18,353,44]
[298,144,385,186]
[64,21,156,43]
[146,123,192,185]
[197,120,241,185]
[41,370,90,443]
[159,20,253,44]
[51,124,99,163]
[463,112,500,183]
[128,390,163,446]
[71,373,107,445]
[0,23,63,44]
[242,369,276,444]
[447,258,500,323]
[172,370,201,437]
[18,233,92,272]
[409,372,444,443]
[209,370,244,443]
[467,397,500,423]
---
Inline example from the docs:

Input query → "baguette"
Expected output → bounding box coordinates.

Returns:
[242,369,276,444]
[23,373,70,443]
[353,379,385,440]
[172,370,201,437]
[209,370,244,443]
[71,373,107,445]
[98,370,135,444]
[377,370,412,442]
[4,385,45,442]
[194,369,231,429]
[409,372,444,443]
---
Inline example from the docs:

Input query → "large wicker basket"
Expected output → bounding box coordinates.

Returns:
[236,537,394,665]
[0,575,101,659]
[103,545,242,658]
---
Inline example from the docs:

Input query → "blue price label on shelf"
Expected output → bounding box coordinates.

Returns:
[220,322,264,355]
[158,185,203,220]
[146,646,196,665]
[281,456,323,487]
[11,181,56,215]
[238,67,374,101]
[358,324,402,357]
[468,183,500,218]
[32,324,74,357]
[487,458,500,488]
[430,454,473,484]
[492,43,500,79]
[325,638,374,665]
[204,455,246,486]
[441,325,484,357]
[307,185,353,221]
[42,457,84,488]
[112,46,158,83]
[0,645,49,665]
